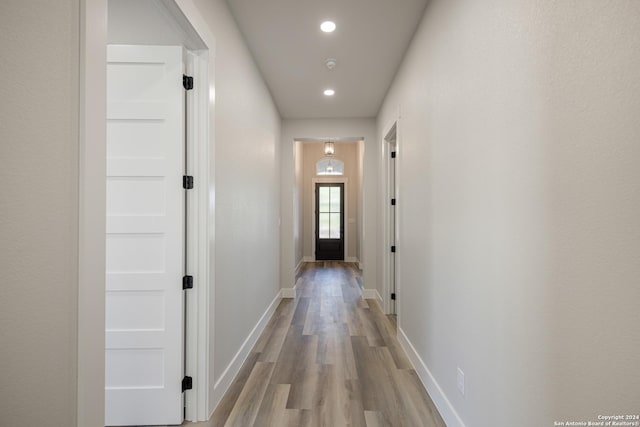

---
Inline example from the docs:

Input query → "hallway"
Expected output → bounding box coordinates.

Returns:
[208,262,446,427]
[4,1,640,426]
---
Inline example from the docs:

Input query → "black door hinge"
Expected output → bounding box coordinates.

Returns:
[391,151,396,159]
[183,275,193,290]
[183,75,194,90]
[391,293,396,300]
[182,376,193,392]
[391,198,396,206]
[391,245,396,253]
[183,175,194,189]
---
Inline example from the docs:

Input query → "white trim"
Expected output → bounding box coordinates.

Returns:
[362,289,382,302]
[280,286,297,298]
[358,262,364,270]
[171,2,216,421]
[194,48,211,422]
[183,48,211,422]
[153,0,206,49]
[302,256,360,264]
[381,118,399,316]
[209,292,282,415]
[311,177,349,260]
[78,1,107,426]
[393,116,403,327]
[398,328,466,427]
[176,0,216,50]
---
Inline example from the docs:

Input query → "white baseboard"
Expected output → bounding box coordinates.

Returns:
[280,285,297,298]
[209,292,281,415]
[362,288,382,302]
[397,327,466,427]
[302,256,360,264]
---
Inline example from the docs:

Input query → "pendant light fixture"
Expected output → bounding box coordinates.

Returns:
[317,140,343,175]
[324,141,335,156]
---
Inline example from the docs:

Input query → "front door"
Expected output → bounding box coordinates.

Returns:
[105,45,185,426]
[315,183,345,260]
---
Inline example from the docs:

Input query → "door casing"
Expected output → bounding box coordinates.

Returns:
[382,119,400,316]
[311,177,348,261]
[314,182,345,260]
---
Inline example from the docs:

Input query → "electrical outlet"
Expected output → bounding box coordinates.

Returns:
[457,367,465,396]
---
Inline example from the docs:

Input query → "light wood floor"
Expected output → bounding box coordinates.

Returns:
[201,261,446,427]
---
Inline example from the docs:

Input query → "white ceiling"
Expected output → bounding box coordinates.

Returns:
[226,0,429,119]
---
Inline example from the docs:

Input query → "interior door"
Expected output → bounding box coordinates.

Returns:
[315,183,345,260]
[105,45,185,426]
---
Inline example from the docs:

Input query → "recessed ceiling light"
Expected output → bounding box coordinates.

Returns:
[324,89,335,96]
[320,21,336,33]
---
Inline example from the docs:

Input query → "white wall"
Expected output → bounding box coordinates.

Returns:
[190,0,282,415]
[0,1,80,425]
[378,1,640,426]
[281,119,378,294]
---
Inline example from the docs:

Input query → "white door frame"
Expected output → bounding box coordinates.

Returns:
[183,45,212,422]
[311,177,349,261]
[78,0,215,423]
[78,2,108,426]
[381,117,400,316]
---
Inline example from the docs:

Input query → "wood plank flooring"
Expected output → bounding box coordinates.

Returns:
[203,262,446,427]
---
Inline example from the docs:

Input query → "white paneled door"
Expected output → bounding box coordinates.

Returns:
[106,45,185,426]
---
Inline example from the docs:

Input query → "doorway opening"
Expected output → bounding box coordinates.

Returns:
[294,139,363,267]
[104,1,210,424]
[384,122,398,315]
